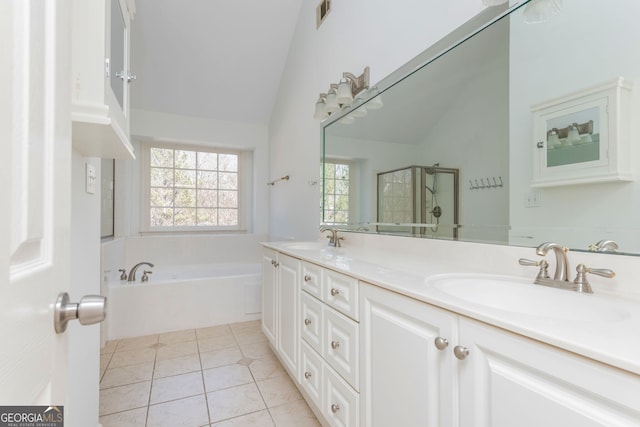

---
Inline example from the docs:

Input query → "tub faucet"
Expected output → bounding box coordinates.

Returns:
[128,262,154,282]
[535,242,569,281]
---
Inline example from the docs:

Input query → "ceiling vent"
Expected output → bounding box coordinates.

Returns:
[316,0,331,28]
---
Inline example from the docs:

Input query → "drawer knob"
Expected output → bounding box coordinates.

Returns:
[454,345,469,360]
[330,288,340,296]
[304,371,312,379]
[331,403,340,413]
[304,318,312,326]
[331,340,340,349]
[304,274,312,282]
[434,336,449,350]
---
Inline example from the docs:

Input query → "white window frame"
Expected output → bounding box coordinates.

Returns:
[322,158,355,225]
[140,141,252,233]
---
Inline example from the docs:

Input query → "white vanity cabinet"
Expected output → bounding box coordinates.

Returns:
[457,317,640,427]
[261,249,299,379]
[71,0,136,159]
[360,281,457,427]
[360,281,640,427]
[299,261,360,427]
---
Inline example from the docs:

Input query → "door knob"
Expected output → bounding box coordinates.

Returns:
[54,292,107,334]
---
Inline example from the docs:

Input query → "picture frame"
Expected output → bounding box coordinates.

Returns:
[531,77,633,187]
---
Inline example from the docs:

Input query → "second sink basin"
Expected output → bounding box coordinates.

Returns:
[425,274,630,323]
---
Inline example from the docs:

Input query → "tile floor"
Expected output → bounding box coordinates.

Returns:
[99,320,320,427]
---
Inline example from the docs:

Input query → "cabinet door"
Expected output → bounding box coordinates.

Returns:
[277,254,300,380]
[261,249,277,345]
[360,282,457,427]
[458,317,640,427]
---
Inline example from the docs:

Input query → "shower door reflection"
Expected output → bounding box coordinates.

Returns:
[377,165,459,238]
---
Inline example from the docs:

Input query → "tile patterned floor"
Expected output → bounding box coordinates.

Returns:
[99,321,320,427]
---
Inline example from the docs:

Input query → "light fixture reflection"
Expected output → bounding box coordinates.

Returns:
[523,0,562,23]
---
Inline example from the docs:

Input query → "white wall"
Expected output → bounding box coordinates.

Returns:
[509,0,640,251]
[268,0,485,240]
[69,150,101,426]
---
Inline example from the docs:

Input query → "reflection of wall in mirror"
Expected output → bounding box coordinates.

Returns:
[509,0,640,252]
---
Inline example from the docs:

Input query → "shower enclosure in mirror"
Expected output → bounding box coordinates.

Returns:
[376,165,459,239]
[321,0,640,255]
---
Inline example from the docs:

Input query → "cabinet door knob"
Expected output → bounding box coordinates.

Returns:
[434,336,449,350]
[271,260,279,267]
[304,274,312,282]
[331,404,340,413]
[304,318,312,326]
[454,345,469,360]
[331,340,340,349]
[304,371,312,379]
[330,288,340,296]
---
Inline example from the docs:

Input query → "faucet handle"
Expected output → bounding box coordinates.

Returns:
[141,270,153,283]
[118,269,127,281]
[519,258,550,280]
[573,264,615,293]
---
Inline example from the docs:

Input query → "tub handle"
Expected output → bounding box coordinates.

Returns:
[141,270,153,283]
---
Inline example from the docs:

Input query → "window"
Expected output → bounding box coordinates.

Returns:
[322,160,350,224]
[142,143,246,231]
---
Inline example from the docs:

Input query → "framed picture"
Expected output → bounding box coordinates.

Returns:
[531,77,633,187]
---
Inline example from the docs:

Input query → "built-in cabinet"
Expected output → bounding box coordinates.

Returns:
[71,0,136,159]
[263,247,640,427]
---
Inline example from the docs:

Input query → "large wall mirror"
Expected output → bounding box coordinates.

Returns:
[322,0,640,256]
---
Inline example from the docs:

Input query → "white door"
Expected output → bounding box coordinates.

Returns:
[0,0,72,408]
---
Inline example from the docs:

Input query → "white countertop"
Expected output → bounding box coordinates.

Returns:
[263,239,640,376]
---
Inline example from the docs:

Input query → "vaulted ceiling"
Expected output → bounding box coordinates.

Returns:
[131,0,303,124]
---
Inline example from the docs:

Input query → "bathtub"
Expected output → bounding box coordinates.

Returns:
[106,263,262,340]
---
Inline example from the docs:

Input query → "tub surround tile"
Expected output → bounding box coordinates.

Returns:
[200,347,243,370]
[256,376,302,408]
[99,381,152,416]
[156,340,199,361]
[198,335,238,353]
[98,407,147,427]
[101,362,154,389]
[269,400,321,427]
[159,328,197,344]
[154,353,201,379]
[208,383,266,422]
[203,364,254,392]
[147,394,209,427]
[150,371,205,405]
[109,347,157,368]
[211,409,274,427]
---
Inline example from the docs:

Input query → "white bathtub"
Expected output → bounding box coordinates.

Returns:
[106,263,262,339]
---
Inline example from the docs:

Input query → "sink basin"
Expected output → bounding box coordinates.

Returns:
[279,241,326,251]
[425,274,630,323]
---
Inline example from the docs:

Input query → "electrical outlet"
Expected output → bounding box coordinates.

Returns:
[525,190,541,207]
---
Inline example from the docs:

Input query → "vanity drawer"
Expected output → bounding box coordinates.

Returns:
[324,363,360,427]
[301,261,323,299]
[323,268,359,321]
[301,292,323,353]
[323,306,359,391]
[300,340,324,410]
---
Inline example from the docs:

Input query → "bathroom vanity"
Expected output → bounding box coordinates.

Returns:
[261,235,640,427]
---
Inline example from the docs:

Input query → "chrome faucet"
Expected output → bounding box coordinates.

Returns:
[320,226,343,247]
[535,242,569,281]
[128,262,154,282]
